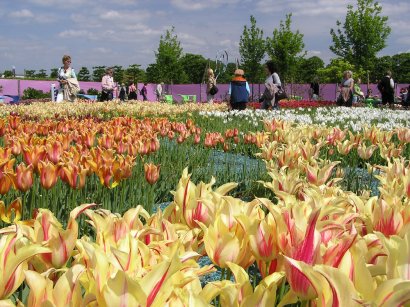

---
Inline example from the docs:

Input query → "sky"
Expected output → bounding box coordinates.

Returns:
[0,0,409,74]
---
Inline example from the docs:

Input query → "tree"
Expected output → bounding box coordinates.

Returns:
[266,13,305,83]
[316,58,362,83]
[50,68,58,79]
[296,56,325,83]
[239,15,266,87]
[152,27,187,84]
[24,70,36,79]
[77,67,91,81]
[36,69,48,79]
[146,64,160,83]
[3,70,14,78]
[92,66,106,82]
[124,64,145,84]
[369,55,392,83]
[180,53,207,84]
[112,66,124,85]
[391,53,410,84]
[330,0,391,72]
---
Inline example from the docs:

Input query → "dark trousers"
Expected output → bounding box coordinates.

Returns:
[231,101,247,110]
[382,92,394,105]
[100,90,113,101]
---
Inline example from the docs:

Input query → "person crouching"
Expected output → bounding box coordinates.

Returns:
[228,69,250,110]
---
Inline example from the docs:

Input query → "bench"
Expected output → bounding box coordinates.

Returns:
[163,95,174,104]
[1,95,20,104]
[77,94,98,100]
[178,94,197,103]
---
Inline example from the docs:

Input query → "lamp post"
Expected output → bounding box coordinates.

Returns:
[12,66,15,77]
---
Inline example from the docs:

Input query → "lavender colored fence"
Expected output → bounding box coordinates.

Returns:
[1,78,408,103]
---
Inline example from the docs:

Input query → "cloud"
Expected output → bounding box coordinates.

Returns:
[58,30,94,39]
[306,50,322,57]
[10,9,34,18]
[170,0,240,11]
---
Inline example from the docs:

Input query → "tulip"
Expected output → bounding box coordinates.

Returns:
[24,264,85,307]
[0,198,22,224]
[46,140,63,164]
[61,162,88,189]
[305,161,340,186]
[8,115,20,130]
[22,145,46,171]
[0,118,6,137]
[202,215,252,269]
[38,160,59,190]
[13,162,34,192]
[33,203,96,269]
[144,163,160,185]
[357,143,377,160]
[396,127,410,143]
[0,233,49,300]
[281,209,321,300]
[0,158,14,195]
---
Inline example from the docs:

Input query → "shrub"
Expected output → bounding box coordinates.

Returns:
[87,88,99,95]
[22,87,50,99]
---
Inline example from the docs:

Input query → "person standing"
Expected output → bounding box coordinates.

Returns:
[378,70,395,108]
[141,83,148,101]
[353,78,364,104]
[310,77,320,101]
[206,68,216,103]
[128,81,138,100]
[260,60,281,110]
[57,55,80,102]
[156,82,163,101]
[228,69,250,110]
[101,68,115,101]
[337,70,354,107]
[118,83,127,101]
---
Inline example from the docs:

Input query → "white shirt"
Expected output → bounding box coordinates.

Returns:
[156,84,163,96]
[266,73,281,86]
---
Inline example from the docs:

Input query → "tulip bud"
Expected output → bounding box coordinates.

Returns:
[15,163,34,192]
[144,163,160,185]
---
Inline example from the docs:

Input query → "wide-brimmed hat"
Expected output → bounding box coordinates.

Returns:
[234,69,244,76]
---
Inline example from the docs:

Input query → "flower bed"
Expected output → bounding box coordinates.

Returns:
[0,102,410,306]
[248,99,335,109]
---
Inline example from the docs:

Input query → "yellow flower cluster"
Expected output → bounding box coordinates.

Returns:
[0,101,228,119]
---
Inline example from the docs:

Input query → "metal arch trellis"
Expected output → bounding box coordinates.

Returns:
[214,50,229,81]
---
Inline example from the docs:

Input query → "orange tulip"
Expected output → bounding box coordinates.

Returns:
[22,145,46,171]
[13,163,34,192]
[144,163,160,185]
[61,162,88,189]
[46,140,63,164]
[0,158,15,195]
[0,118,6,137]
[38,161,59,190]
[7,115,20,130]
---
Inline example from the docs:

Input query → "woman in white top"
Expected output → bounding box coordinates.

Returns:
[337,70,354,107]
[260,60,282,110]
[58,55,80,102]
[206,68,216,103]
[101,68,115,101]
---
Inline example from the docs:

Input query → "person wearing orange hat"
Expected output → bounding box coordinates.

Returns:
[228,69,250,110]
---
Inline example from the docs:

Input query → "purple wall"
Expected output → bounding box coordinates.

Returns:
[1,78,408,103]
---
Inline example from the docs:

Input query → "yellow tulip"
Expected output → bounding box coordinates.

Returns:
[0,233,49,300]
[0,198,22,224]
[25,264,85,307]
[357,143,377,160]
[33,203,96,269]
